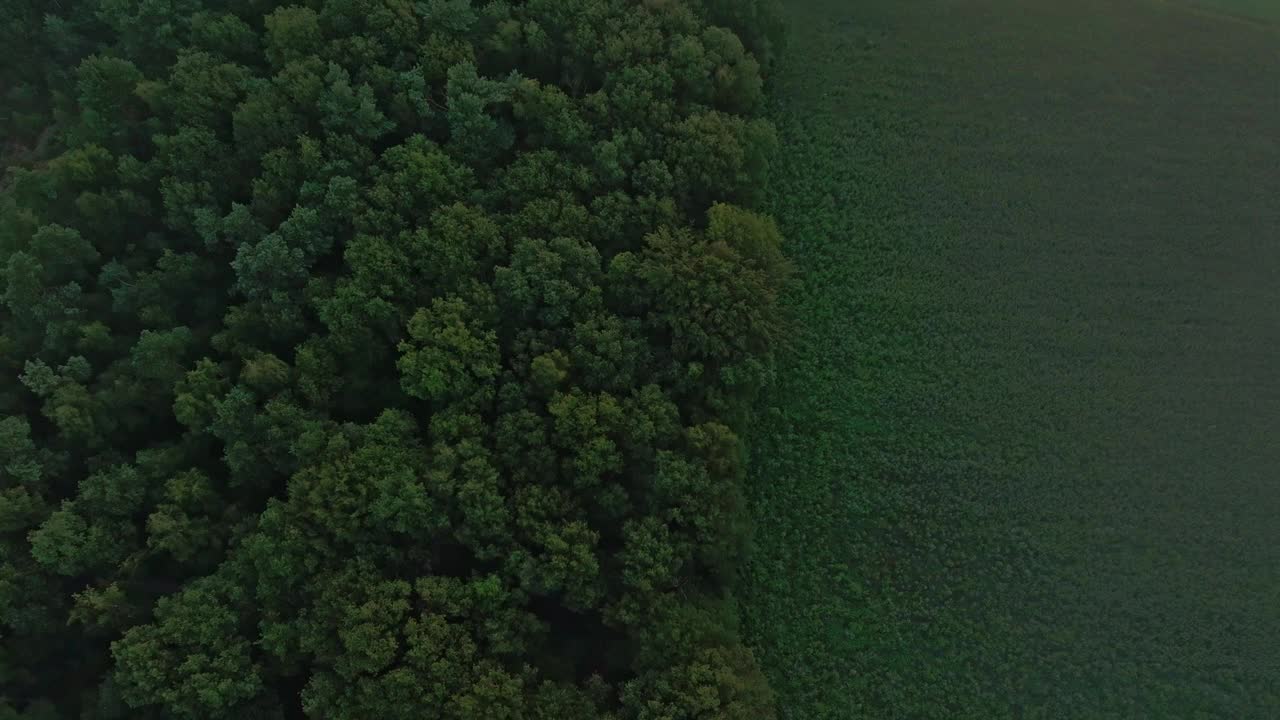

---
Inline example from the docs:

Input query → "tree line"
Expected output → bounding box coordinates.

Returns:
[0,1,787,717]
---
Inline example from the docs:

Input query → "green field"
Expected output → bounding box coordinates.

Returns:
[739,0,1280,717]
[1188,0,1280,21]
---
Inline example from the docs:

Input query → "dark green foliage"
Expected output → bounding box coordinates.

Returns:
[0,0,785,717]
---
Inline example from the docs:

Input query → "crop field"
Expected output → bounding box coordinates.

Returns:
[738,0,1280,717]
[1187,0,1280,21]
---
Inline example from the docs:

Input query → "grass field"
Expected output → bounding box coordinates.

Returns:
[1186,0,1280,21]
[738,0,1280,717]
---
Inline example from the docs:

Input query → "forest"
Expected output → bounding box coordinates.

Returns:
[0,1,788,718]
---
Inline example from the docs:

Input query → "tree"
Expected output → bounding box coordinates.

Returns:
[112,573,267,720]
[0,0,784,716]
[399,290,501,407]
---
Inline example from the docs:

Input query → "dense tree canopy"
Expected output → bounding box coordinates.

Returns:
[0,0,786,717]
